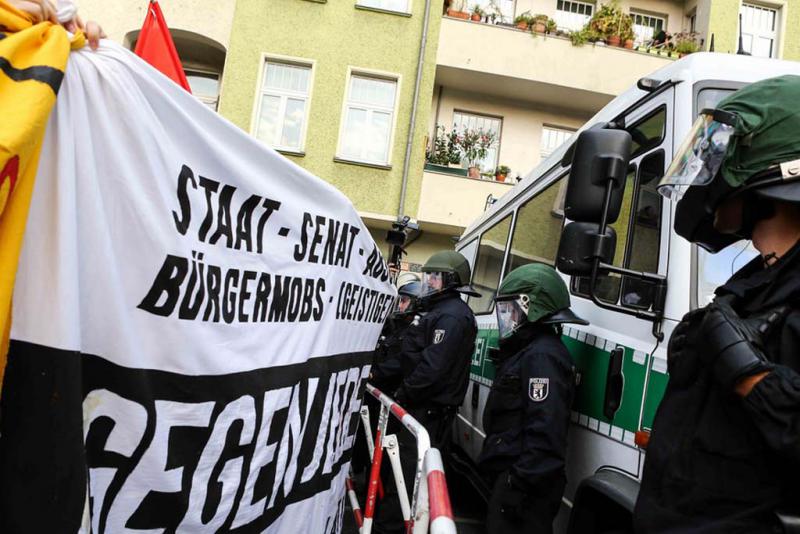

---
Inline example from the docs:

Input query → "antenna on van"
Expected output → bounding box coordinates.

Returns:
[737,14,750,55]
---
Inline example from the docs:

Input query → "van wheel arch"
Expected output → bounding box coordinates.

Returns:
[566,469,640,534]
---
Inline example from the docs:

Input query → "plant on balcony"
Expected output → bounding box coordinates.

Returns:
[446,0,469,19]
[514,11,533,31]
[460,128,497,179]
[569,28,590,46]
[546,18,557,34]
[495,165,511,182]
[587,1,633,47]
[532,14,549,34]
[470,4,484,21]
[426,126,461,166]
[673,31,701,56]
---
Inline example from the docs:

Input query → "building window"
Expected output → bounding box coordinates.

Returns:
[540,126,574,159]
[740,3,778,58]
[255,60,312,152]
[339,73,398,165]
[453,111,502,174]
[555,0,594,32]
[687,9,697,33]
[631,11,666,45]
[356,0,410,13]
[186,70,220,110]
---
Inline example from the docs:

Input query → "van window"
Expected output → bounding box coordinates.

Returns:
[573,113,666,308]
[505,176,566,273]
[629,107,666,159]
[469,214,512,314]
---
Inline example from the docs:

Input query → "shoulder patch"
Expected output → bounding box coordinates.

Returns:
[433,329,446,344]
[529,377,549,402]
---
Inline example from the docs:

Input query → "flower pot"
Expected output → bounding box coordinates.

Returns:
[516,22,529,31]
[446,9,469,19]
[495,173,507,183]
[448,162,461,168]
[533,22,546,34]
[624,39,635,49]
[471,13,481,21]
[468,166,480,179]
[607,35,621,47]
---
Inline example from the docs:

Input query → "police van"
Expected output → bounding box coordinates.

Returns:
[451,53,800,531]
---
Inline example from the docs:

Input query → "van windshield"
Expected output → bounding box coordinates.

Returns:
[697,242,759,307]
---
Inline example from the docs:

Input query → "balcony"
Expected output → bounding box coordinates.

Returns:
[416,168,514,233]
[436,16,675,114]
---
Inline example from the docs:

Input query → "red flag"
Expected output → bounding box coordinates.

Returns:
[134,0,192,92]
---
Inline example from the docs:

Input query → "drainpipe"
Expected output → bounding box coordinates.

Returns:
[397,0,433,220]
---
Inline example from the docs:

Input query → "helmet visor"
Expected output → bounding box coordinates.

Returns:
[495,295,529,340]
[421,271,445,296]
[658,113,735,200]
[394,294,413,313]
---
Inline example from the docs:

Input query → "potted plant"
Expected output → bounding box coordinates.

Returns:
[673,31,701,56]
[546,18,558,34]
[495,165,511,182]
[569,28,589,46]
[514,11,532,31]
[587,1,631,47]
[532,14,548,34]
[470,4,484,21]
[459,128,497,179]
[446,0,470,19]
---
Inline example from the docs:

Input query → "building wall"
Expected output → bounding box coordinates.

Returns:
[77,0,235,51]
[218,0,441,222]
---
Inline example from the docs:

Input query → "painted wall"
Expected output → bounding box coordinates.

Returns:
[78,0,235,51]
[218,0,441,222]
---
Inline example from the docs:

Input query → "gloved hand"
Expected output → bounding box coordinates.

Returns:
[495,472,527,522]
[667,307,707,385]
[700,297,780,390]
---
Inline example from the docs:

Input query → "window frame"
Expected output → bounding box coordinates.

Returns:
[355,0,412,15]
[540,125,576,160]
[452,110,504,175]
[630,10,667,45]
[184,67,221,111]
[739,2,781,59]
[336,66,402,167]
[555,0,595,32]
[250,53,316,155]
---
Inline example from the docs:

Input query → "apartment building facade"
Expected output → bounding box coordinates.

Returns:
[80,0,800,269]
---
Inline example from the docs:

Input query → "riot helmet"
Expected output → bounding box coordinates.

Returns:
[394,280,421,315]
[420,250,480,298]
[494,263,587,340]
[658,75,800,252]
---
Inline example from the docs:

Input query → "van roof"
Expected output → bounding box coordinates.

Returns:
[461,53,800,240]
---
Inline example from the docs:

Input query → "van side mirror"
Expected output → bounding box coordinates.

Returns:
[564,129,632,224]
[556,222,617,276]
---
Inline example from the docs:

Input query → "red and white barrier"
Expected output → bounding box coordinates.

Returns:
[346,471,364,529]
[353,384,453,534]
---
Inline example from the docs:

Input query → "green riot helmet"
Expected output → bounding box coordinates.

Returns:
[658,75,800,252]
[420,250,479,298]
[494,263,587,340]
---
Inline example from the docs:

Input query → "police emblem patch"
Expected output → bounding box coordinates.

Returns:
[529,378,549,402]
[433,329,445,344]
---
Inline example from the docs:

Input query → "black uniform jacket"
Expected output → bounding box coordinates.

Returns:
[634,240,800,533]
[399,292,477,408]
[371,315,412,392]
[478,324,576,495]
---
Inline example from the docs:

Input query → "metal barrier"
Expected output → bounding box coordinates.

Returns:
[351,384,456,534]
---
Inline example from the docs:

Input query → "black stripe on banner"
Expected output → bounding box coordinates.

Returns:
[0,56,64,94]
[1,340,375,534]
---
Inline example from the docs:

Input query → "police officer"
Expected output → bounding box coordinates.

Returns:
[634,75,800,532]
[370,279,421,392]
[394,250,478,450]
[479,263,586,534]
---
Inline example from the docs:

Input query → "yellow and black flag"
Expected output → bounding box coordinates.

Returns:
[0,2,83,388]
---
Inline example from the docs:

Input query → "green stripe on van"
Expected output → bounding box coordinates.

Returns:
[471,327,667,437]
